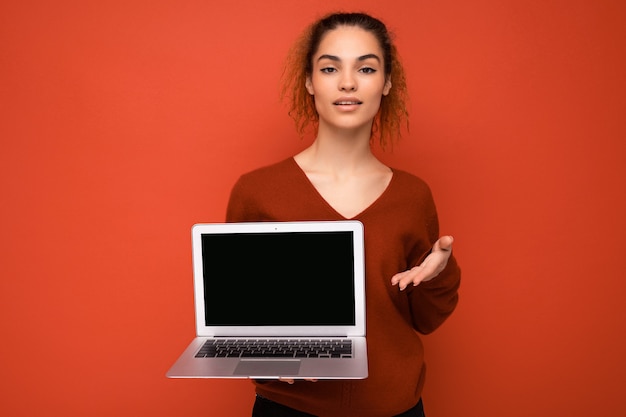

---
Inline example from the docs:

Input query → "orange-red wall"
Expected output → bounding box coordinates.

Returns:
[2,1,625,416]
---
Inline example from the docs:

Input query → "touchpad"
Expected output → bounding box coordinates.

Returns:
[234,360,301,376]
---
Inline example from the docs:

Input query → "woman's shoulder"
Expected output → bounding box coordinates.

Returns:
[381,168,439,220]
[390,167,432,193]
[226,158,304,221]
[231,158,304,199]
[238,157,297,182]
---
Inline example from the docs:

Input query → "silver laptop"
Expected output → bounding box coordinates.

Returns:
[166,220,368,379]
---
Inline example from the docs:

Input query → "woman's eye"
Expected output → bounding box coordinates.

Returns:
[360,67,377,74]
[320,67,337,73]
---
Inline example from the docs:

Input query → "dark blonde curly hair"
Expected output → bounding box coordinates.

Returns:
[281,12,409,149]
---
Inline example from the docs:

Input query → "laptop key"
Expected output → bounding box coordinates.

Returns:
[196,339,353,359]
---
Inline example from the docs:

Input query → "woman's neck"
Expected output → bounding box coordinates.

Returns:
[296,124,381,175]
[293,123,393,219]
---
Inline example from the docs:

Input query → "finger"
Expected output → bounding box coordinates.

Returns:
[390,269,413,287]
[394,267,427,291]
[395,257,443,290]
[279,378,295,384]
[392,264,434,290]
[277,378,317,384]
[434,236,454,252]
[409,263,439,286]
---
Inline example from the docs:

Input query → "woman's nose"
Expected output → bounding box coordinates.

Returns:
[339,73,357,91]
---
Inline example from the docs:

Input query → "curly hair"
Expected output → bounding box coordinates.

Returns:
[281,12,409,149]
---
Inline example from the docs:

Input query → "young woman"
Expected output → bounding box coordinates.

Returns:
[226,12,461,417]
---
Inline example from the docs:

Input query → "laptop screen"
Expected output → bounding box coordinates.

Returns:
[200,231,356,327]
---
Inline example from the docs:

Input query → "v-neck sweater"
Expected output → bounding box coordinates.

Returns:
[226,158,461,417]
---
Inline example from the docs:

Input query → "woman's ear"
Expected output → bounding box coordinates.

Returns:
[305,76,314,95]
[383,77,392,96]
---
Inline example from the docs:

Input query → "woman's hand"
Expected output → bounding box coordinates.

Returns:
[391,236,454,291]
[278,378,318,384]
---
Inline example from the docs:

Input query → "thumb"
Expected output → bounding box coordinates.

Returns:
[434,236,454,252]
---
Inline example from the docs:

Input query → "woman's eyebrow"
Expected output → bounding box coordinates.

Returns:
[357,53,381,62]
[317,53,382,62]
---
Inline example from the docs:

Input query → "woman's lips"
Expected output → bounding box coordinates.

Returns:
[333,97,363,111]
[333,98,363,106]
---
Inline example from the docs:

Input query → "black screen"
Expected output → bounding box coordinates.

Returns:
[201,231,356,326]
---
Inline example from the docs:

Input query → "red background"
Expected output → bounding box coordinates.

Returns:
[2,1,625,416]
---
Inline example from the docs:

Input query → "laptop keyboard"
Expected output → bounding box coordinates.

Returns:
[195,339,353,359]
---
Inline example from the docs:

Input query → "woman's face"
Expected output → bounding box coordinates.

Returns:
[306,26,392,135]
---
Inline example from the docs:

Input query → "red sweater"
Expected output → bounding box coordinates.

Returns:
[226,158,461,417]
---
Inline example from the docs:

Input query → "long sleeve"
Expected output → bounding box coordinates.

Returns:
[408,255,461,334]
[405,188,461,334]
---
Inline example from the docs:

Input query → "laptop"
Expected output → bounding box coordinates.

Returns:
[166,220,368,379]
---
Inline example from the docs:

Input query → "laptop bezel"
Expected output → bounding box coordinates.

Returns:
[191,221,366,338]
